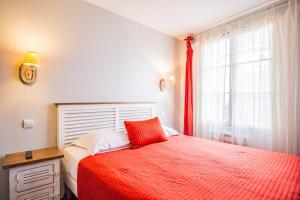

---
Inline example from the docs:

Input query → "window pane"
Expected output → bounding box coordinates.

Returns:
[234,60,271,93]
[235,25,271,64]
[203,37,230,68]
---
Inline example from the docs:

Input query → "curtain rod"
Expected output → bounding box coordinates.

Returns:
[193,0,294,36]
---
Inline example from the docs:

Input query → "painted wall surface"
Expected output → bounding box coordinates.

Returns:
[0,0,179,199]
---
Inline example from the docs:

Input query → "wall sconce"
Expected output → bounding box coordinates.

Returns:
[159,75,175,91]
[19,51,40,85]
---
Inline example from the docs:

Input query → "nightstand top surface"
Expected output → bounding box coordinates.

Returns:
[3,147,64,169]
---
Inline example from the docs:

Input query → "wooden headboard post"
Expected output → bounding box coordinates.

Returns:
[56,102,155,149]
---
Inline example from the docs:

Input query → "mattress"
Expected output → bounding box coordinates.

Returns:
[62,146,89,181]
[61,145,89,196]
[77,135,300,200]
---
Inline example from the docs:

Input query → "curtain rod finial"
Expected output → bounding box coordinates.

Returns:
[185,34,195,43]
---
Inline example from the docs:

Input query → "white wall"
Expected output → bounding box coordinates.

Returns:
[0,0,179,199]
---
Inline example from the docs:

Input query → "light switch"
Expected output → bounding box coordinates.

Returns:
[23,119,35,129]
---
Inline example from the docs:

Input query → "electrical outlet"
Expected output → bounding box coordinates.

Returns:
[23,119,35,129]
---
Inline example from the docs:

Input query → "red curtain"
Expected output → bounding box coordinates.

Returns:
[184,35,194,136]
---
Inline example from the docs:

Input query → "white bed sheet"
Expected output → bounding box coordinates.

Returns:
[61,145,130,196]
[62,146,89,180]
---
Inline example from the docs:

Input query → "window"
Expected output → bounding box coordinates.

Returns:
[198,1,299,152]
[200,24,272,134]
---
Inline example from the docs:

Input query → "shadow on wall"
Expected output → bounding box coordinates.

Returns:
[0,157,9,199]
[47,104,57,146]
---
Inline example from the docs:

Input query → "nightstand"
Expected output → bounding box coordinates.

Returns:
[3,147,64,200]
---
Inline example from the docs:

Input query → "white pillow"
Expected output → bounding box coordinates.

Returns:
[162,125,180,137]
[72,129,130,155]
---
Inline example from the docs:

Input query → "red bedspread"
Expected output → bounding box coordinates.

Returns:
[77,136,300,200]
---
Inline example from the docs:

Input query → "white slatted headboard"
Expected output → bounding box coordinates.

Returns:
[56,102,155,149]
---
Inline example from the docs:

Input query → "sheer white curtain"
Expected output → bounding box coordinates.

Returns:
[196,0,299,155]
[271,1,299,154]
[197,32,230,141]
[231,20,273,149]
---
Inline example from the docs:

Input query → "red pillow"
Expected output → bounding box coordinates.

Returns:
[124,117,167,149]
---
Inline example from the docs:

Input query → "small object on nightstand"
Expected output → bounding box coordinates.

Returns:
[25,151,32,159]
[3,147,64,200]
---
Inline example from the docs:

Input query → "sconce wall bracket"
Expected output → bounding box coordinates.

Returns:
[19,64,37,85]
[159,79,167,91]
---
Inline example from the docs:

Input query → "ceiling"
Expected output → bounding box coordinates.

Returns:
[86,0,277,39]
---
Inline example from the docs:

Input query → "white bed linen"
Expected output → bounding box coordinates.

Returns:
[62,146,89,197]
[62,146,89,182]
[64,173,78,197]
[62,145,133,196]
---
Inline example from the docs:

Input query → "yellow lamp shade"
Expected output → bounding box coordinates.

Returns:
[168,75,175,84]
[23,51,40,67]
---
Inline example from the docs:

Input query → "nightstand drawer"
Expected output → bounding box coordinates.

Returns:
[17,186,59,200]
[16,162,58,192]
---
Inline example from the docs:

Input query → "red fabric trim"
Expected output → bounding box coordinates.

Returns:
[184,35,194,136]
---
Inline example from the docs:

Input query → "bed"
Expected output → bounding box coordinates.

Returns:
[57,103,300,200]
